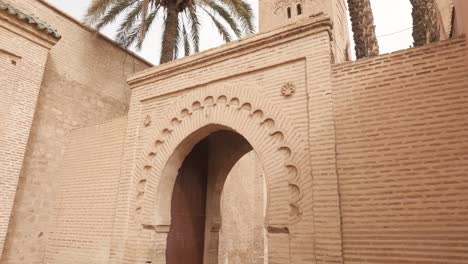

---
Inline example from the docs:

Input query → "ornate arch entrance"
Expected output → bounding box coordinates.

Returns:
[133,86,306,264]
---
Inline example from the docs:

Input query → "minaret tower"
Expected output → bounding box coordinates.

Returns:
[259,0,351,62]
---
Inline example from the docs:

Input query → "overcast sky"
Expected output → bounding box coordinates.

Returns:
[45,0,414,64]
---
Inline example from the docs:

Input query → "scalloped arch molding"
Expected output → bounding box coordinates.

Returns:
[132,84,308,263]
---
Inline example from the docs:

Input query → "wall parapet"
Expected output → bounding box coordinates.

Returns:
[332,35,466,70]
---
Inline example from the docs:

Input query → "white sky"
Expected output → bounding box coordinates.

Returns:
[45,0,414,64]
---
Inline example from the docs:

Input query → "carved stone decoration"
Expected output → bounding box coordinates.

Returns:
[282,82,296,97]
[137,91,304,226]
[143,114,152,127]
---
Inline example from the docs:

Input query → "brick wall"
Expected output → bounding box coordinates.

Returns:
[331,0,351,62]
[1,0,151,102]
[0,1,150,263]
[43,118,127,264]
[121,16,337,264]
[332,36,468,263]
[218,151,266,264]
[0,11,54,259]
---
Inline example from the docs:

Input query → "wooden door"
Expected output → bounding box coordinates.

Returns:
[166,140,208,264]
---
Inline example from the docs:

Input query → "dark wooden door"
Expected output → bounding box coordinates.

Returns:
[166,140,208,264]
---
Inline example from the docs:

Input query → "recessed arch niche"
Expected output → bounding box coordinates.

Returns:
[134,86,305,264]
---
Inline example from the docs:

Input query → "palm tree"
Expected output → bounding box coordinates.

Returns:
[347,0,379,59]
[410,0,440,47]
[86,0,255,64]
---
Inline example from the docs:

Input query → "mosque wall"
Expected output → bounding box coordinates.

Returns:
[0,0,150,263]
[120,15,337,264]
[1,0,467,263]
[0,7,54,259]
[332,36,468,264]
[43,117,128,264]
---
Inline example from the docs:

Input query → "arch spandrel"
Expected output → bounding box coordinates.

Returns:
[135,84,305,235]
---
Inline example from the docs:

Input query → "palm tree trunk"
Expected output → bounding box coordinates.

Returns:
[160,1,179,64]
[347,0,379,59]
[410,0,440,47]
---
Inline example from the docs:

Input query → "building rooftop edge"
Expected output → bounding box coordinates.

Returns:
[0,0,60,39]
[35,0,153,66]
[332,34,466,69]
[128,13,332,87]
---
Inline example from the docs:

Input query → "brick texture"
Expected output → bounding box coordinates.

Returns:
[0,1,149,263]
[44,118,127,264]
[332,36,468,264]
[1,0,467,263]
[0,10,53,259]
[218,152,266,264]
[118,16,336,264]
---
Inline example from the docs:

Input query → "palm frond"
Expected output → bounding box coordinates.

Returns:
[200,0,242,38]
[182,22,191,56]
[185,5,200,53]
[115,2,145,45]
[199,5,233,42]
[85,0,120,24]
[118,23,141,48]
[117,8,157,49]
[223,0,255,35]
[94,0,138,30]
[136,8,159,49]
[86,0,255,63]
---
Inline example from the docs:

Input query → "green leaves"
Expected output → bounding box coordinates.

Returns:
[223,0,255,35]
[85,0,256,63]
[86,0,121,24]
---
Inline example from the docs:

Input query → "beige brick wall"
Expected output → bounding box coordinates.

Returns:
[43,117,127,264]
[0,1,150,263]
[332,36,468,263]
[43,121,266,264]
[120,16,336,264]
[218,152,266,264]
[2,1,465,262]
[1,0,150,102]
[0,11,54,259]
[330,0,351,62]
